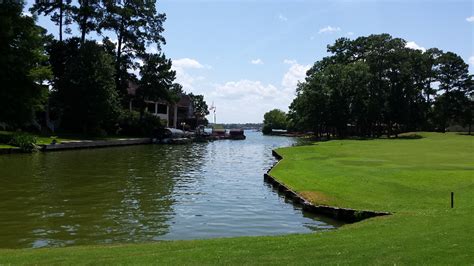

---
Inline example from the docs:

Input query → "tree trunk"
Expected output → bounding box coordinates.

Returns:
[59,0,63,42]
[80,0,89,44]
[115,17,125,94]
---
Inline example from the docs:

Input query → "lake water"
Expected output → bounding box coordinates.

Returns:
[0,131,342,248]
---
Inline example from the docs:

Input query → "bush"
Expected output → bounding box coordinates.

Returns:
[118,110,163,137]
[0,132,13,144]
[9,133,38,152]
[262,124,272,135]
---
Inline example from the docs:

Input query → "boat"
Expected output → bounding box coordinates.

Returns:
[228,129,246,140]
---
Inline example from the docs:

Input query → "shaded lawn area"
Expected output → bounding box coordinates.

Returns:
[0,131,141,147]
[0,144,16,149]
[0,132,472,264]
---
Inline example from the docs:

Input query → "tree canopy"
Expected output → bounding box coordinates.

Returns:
[288,34,473,137]
[262,109,288,134]
[0,1,52,128]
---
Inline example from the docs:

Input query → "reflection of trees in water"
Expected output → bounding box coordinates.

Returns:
[0,144,208,248]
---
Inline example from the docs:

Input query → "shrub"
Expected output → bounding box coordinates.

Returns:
[0,132,13,144]
[262,124,272,135]
[9,133,38,152]
[118,110,163,137]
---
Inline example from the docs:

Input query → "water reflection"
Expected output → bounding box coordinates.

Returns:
[0,131,342,249]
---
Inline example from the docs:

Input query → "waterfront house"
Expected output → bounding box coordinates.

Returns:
[127,81,195,128]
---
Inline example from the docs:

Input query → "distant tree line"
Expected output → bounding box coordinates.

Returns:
[221,123,263,130]
[0,0,208,136]
[288,34,473,137]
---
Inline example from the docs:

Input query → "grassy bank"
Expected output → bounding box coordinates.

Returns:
[0,132,472,264]
[0,131,143,150]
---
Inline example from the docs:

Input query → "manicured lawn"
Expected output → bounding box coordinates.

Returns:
[0,144,15,149]
[0,132,472,264]
[0,131,140,147]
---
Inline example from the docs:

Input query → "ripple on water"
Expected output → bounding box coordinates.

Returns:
[0,131,343,248]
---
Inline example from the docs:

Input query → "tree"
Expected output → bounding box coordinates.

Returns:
[189,93,209,126]
[101,0,166,97]
[72,0,102,44]
[263,109,288,134]
[0,1,52,128]
[136,53,176,118]
[288,34,471,138]
[434,52,470,131]
[55,41,120,134]
[30,0,73,42]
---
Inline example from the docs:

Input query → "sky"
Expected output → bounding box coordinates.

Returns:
[26,0,474,123]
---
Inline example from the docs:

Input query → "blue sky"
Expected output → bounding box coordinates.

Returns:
[26,0,474,123]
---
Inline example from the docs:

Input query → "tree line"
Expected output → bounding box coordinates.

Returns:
[0,0,208,136]
[284,34,473,137]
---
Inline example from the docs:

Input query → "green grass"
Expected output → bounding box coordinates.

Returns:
[0,144,15,149]
[0,132,472,264]
[0,131,141,147]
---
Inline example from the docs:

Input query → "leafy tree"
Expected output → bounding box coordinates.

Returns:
[435,52,470,131]
[72,0,102,44]
[189,93,209,126]
[55,40,120,134]
[101,0,166,96]
[289,34,471,138]
[0,1,52,128]
[30,0,73,42]
[263,109,288,134]
[136,53,175,118]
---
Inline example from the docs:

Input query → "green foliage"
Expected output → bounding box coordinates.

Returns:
[0,2,52,128]
[30,0,73,41]
[118,110,163,137]
[290,34,472,137]
[137,53,176,103]
[0,132,13,144]
[53,40,120,135]
[263,109,288,134]
[189,93,209,127]
[262,124,272,135]
[9,133,38,152]
[101,0,166,94]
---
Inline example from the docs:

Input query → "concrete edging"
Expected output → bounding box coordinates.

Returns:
[264,149,390,223]
[41,138,152,151]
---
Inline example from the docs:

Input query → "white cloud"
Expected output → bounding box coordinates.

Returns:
[347,32,354,36]
[22,11,32,17]
[318,26,341,34]
[405,41,426,52]
[278,14,288,22]
[212,80,280,99]
[250,58,264,65]
[171,58,209,90]
[469,56,474,66]
[173,58,204,69]
[281,60,310,90]
[466,16,474,22]
[201,60,312,123]
[208,80,295,123]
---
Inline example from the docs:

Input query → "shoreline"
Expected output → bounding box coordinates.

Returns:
[264,149,390,223]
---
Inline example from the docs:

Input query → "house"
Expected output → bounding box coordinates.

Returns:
[127,81,195,128]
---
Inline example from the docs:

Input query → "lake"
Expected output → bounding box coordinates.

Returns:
[0,131,342,248]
